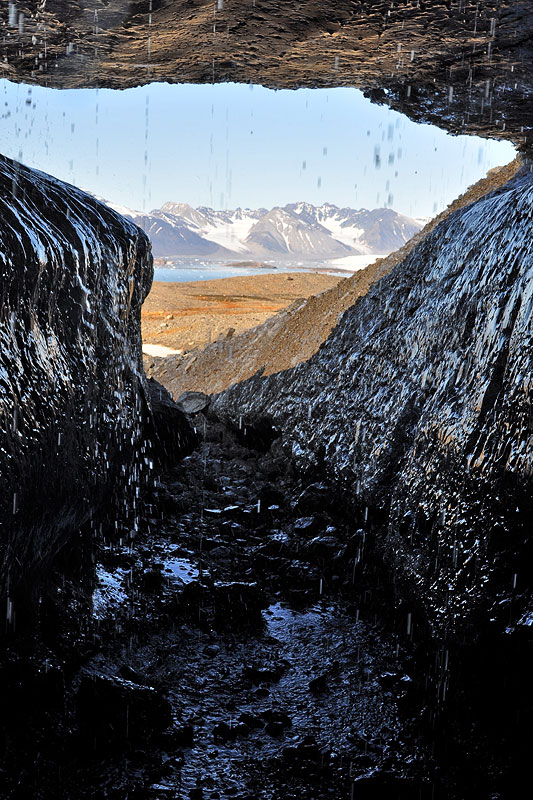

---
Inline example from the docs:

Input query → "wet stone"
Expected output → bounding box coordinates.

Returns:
[77,673,173,753]
[242,662,288,685]
[213,721,237,743]
[282,736,321,762]
[301,535,343,562]
[238,712,265,730]
[118,664,150,685]
[176,391,210,415]
[265,720,286,737]
[260,710,292,731]
[293,483,334,515]
[293,516,322,534]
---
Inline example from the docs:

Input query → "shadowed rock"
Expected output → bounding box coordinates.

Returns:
[147,378,198,465]
[213,164,533,639]
[1,1,533,151]
[0,154,169,633]
[77,673,173,753]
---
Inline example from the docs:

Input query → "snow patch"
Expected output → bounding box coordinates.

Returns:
[143,343,182,358]
[201,216,257,252]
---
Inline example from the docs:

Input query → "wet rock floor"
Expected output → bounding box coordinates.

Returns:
[79,415,434,800]
[1,415,442,799]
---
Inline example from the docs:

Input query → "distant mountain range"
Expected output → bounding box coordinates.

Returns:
[103,200,426,260]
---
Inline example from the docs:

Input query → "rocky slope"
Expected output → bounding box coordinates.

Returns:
[147,159,521,398]
[212,161,533,642]
[2,2,533,152]
[0,154,193,635]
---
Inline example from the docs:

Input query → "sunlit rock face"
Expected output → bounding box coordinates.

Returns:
[0,154,153,629]
[1,1,533,150]
[213,165,533,637]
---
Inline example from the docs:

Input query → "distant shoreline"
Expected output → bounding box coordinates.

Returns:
[151,254,384,284]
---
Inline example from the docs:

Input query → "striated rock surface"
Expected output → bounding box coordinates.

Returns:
[0,154,155,631]
[213,164,533,638]
[1,1,533,150]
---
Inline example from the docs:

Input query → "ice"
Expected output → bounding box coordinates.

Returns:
[327,254,387,272]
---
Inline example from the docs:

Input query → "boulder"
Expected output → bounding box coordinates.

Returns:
[175,390,210,415]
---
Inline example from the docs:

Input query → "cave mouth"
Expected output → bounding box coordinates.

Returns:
[2,0,533,153]
[2,76,516,310]
[1,2,531,795]
[2,76,515,366]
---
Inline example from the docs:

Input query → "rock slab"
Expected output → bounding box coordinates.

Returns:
[2,1,533,150]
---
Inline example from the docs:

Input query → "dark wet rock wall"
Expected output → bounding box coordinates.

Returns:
[213,165,533,639]
[1,1,533,151]
[0,154,155,631]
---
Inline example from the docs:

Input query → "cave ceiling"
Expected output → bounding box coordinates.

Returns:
[1,1,533,151]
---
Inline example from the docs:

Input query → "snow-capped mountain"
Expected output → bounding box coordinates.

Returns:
[159,202,265,255]
[104,200,424,259]
[244,208,353,258]
[286,202,424,254]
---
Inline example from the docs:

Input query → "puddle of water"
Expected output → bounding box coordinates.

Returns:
[263,600,324,627]
[162,557,199,584]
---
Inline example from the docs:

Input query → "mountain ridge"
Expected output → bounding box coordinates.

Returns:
[105,199,425,260]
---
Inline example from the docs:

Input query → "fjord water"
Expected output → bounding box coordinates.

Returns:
[154,261,346,282]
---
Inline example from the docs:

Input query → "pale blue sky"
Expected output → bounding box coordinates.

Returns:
[0,80,515,218]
